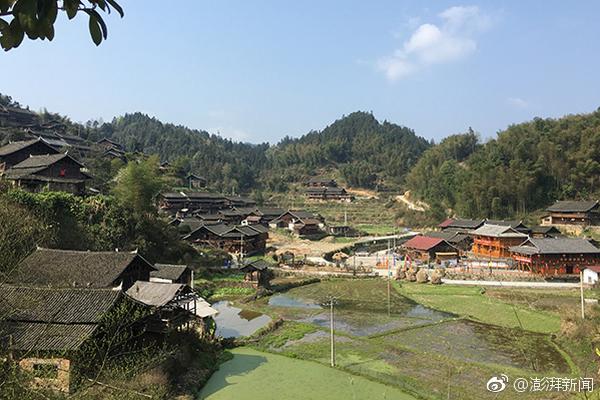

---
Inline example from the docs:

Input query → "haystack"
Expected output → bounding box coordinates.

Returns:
[406,267,417,282]
[430,269,444,285]
[416,269,429,283]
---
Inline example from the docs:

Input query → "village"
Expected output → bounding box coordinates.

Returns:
[2,2,600,398]
[1,125,600,399]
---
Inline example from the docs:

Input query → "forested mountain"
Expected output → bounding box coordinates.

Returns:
[406,110,600,218]
[267,112,431,189]
[94,113,269,193]
[0,96,431,192]
[2,92,600,219]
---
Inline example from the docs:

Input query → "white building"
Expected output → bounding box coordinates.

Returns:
[583,266,600,284]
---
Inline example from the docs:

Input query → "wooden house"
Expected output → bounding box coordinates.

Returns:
[439,218,485,233]
[544,200,600,226]
[95,138,125,153]
[2,153,92,195]
[470,224,528,259]
[225,195,256,208]
[218,209,247,225]
[486,219,531,234]
[8,248,156,291]
[402,236,459,263]
[0,286,128,393]
[424,231,472,255]
[125,281,215,333]
[0,138,59,172]
[530,225,562,238]
[239,259,273,288]
[270,210,324,236]
[306,186,354,201]
[186,173,207,189]
[184,223,267,255]
[306,177,337,187]
[0,105,38,127]
[151,264,193,286]
[256,207,286,223]
[509,238,600,275]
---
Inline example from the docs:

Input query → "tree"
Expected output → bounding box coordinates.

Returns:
[113,155,165,216]
[0,196,49,274]
[0,0,123,51]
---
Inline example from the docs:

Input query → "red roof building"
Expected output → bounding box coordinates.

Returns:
[403,236,458,263]
[437,218,455,229]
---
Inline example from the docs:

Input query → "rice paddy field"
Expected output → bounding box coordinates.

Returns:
[203,279,593,399]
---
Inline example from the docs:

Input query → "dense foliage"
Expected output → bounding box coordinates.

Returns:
[406,111,600,218]
[0,0,123,51]
[94,113,270,193]
[267,112,431,190]
[1,189,195,264]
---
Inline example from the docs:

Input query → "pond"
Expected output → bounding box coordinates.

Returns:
[213,301,272,338]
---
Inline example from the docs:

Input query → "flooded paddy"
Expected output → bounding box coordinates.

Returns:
[267,280,453,336]
[213,301,272,338]
[382,319,570,373]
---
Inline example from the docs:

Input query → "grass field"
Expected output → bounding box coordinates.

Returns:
[394,282,561,334]
[199,347,416,400]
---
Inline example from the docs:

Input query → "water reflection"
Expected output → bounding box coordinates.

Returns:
[213,301,272,338]
[268,294,322,309]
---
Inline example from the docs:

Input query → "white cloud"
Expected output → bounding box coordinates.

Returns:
[378,5,491,81]
[507,97,529,109]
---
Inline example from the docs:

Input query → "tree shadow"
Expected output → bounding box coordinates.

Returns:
[198,353,267,399]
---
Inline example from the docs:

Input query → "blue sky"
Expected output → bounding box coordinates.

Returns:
[2,1,600,143]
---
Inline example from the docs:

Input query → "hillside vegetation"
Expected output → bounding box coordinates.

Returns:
[2,93,599,219]
[406,111,600,218]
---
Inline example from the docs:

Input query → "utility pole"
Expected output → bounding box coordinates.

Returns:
[325,297,337,367]
[387,240,391,317]
[580,270,585,319]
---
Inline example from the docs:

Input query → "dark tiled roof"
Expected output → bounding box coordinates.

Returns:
[234,207,260,215]
[510,238,600,255]
[0,286,121,352]
[151,264,189,281]
[486,220,529,230]
[126,281,187,307]
[8,248,154,288]
[547,200,599,213]
[0,322,98,351]
[3,153,89,181]
[0,138,56,156]
[257,207,285,217]
[424,231,470,244]
[0,286,120,323]
[247,224,269,234]
[470,224,527,238]
[447,218,485,229]
[530,225,562,235]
